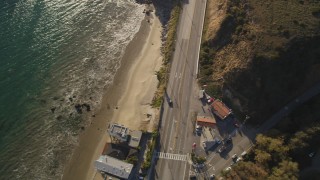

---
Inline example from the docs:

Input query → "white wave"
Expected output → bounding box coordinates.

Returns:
[13,1,145,179]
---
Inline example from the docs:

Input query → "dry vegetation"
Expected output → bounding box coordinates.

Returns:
[203,0,228,41]
[200,0,320,122]
[152,2,181,107]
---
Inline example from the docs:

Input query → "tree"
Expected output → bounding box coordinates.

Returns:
[254,149,271,165]
[224,161,268,180]
[268,160,298,180]
[126,156,138,165]
[256,134,288,154]
[288,131,309,150]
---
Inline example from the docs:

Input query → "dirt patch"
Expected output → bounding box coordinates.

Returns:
[204,0,228,41]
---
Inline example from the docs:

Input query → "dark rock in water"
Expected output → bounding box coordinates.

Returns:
[73,95,76,98]
[75,104,82,114]
[50,107,56,113]
[82,103,91,112]
[56,115,63,121]
[92,114,96,117]
[75,103,90,113]
[89,97,93,100]
[69,97,73,102]
[69,113,73,117]
[81,126,85,130]
[52,96,59,100]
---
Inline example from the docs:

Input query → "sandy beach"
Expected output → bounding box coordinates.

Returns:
[62,5,162,180]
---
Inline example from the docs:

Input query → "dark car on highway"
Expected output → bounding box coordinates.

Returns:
[168,98,173,107]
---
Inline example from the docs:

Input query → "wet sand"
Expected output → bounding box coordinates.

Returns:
[62,6,162,180]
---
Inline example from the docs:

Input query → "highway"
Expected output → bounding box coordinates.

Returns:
[153,0,207,179]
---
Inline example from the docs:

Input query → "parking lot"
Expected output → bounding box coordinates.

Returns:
[188,90,247,179]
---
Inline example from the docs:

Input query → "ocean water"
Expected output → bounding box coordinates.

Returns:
[0,0,144,179]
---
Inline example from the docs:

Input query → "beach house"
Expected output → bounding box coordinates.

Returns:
[94,155,133,179]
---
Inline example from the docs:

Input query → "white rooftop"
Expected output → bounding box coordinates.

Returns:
[129,130,142,148]
[94,155,133,179]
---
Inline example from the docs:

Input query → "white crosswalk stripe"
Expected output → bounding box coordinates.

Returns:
[155,152,187,161]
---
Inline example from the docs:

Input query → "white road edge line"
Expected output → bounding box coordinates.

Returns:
[195,0,207,76]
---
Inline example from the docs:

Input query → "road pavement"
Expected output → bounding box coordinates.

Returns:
[152,0,207,179]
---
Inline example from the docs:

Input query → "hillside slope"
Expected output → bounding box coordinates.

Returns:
[200,0,320,123]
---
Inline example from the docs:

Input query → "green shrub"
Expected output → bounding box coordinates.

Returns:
[206,84,222,98]
[196,156,206,164]
[202,68,213,76]
[151,95,163,108]
[152,131,159,139]
[141,161,151,170]
[126,156,138,165]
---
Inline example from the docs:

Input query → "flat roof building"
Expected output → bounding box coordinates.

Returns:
[196,116,216,128]
[94,155,133,179]
[129,130,142,148]
[211,99,232,120]
[108,124,129,142]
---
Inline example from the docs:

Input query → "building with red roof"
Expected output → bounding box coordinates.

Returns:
[211,99,232,120]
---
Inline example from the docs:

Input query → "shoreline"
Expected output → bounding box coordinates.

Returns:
[62,4,162,180]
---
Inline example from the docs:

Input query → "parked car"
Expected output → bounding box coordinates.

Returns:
[207,97,214,104]
[190,174,196,179]
[216,138,222,144]
[199,90,205,99]
[241,151,247,157]
[196,125,202,133]
[210,174,215,180]
[232,154,237,160]
[309,152,316,158]
[202,141,207,149]
[236,157,243,162]
[225,136,232,144]
[218,145,226,153]
[192,163,205,169]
